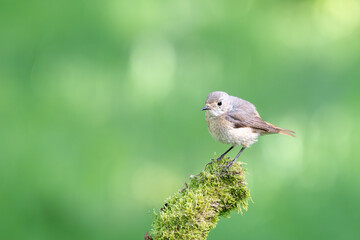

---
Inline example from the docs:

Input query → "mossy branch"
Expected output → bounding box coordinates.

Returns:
[145,155,251,240]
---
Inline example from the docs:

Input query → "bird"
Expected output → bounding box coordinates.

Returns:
[201,91,295,168]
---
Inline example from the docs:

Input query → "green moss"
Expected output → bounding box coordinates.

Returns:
[148,155,251,240]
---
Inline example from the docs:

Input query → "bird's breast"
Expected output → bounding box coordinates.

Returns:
[205,113,260,147]
[205,114,233,144]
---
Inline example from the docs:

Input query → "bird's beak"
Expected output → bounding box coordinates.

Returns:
[201,105,211,111]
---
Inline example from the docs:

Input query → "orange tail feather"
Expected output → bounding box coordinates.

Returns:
[279,130,296,137]
[265,121,296,137]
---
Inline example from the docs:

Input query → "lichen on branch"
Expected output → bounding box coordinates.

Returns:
[147,155,251,240]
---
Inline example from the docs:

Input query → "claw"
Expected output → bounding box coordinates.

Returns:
[221,159,236,173]
[204,159,215,170]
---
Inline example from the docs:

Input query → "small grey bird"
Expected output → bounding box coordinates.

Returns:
[201,91,295,167]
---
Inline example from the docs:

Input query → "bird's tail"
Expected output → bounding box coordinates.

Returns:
[278,129,296,137]
[266,121,296,137]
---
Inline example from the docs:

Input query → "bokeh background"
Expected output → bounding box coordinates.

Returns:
[1,0,360,239]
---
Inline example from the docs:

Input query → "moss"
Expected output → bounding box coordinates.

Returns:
[148,155,251,240]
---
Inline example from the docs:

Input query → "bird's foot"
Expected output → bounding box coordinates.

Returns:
[216,155,224,162]
[222,159,236,172]
[204,159,215,170]
[205,155,227,170]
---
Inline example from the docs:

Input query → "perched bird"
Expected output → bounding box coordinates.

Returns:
[201,91,295,167]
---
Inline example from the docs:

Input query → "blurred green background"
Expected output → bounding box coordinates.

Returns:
[1,0,360,239]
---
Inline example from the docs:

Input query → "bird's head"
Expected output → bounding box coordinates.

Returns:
[201,91,231,116]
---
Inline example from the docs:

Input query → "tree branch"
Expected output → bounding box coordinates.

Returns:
[146,155,251,240]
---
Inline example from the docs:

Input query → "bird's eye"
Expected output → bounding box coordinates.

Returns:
[217,101,222,106]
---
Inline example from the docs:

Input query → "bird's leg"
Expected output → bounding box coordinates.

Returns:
[224,146,246,170]
[205,146,234,169]
[216,146,234,161]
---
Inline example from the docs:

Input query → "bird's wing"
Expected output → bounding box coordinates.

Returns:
[226,108,279,133]
[229,96,260,117]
